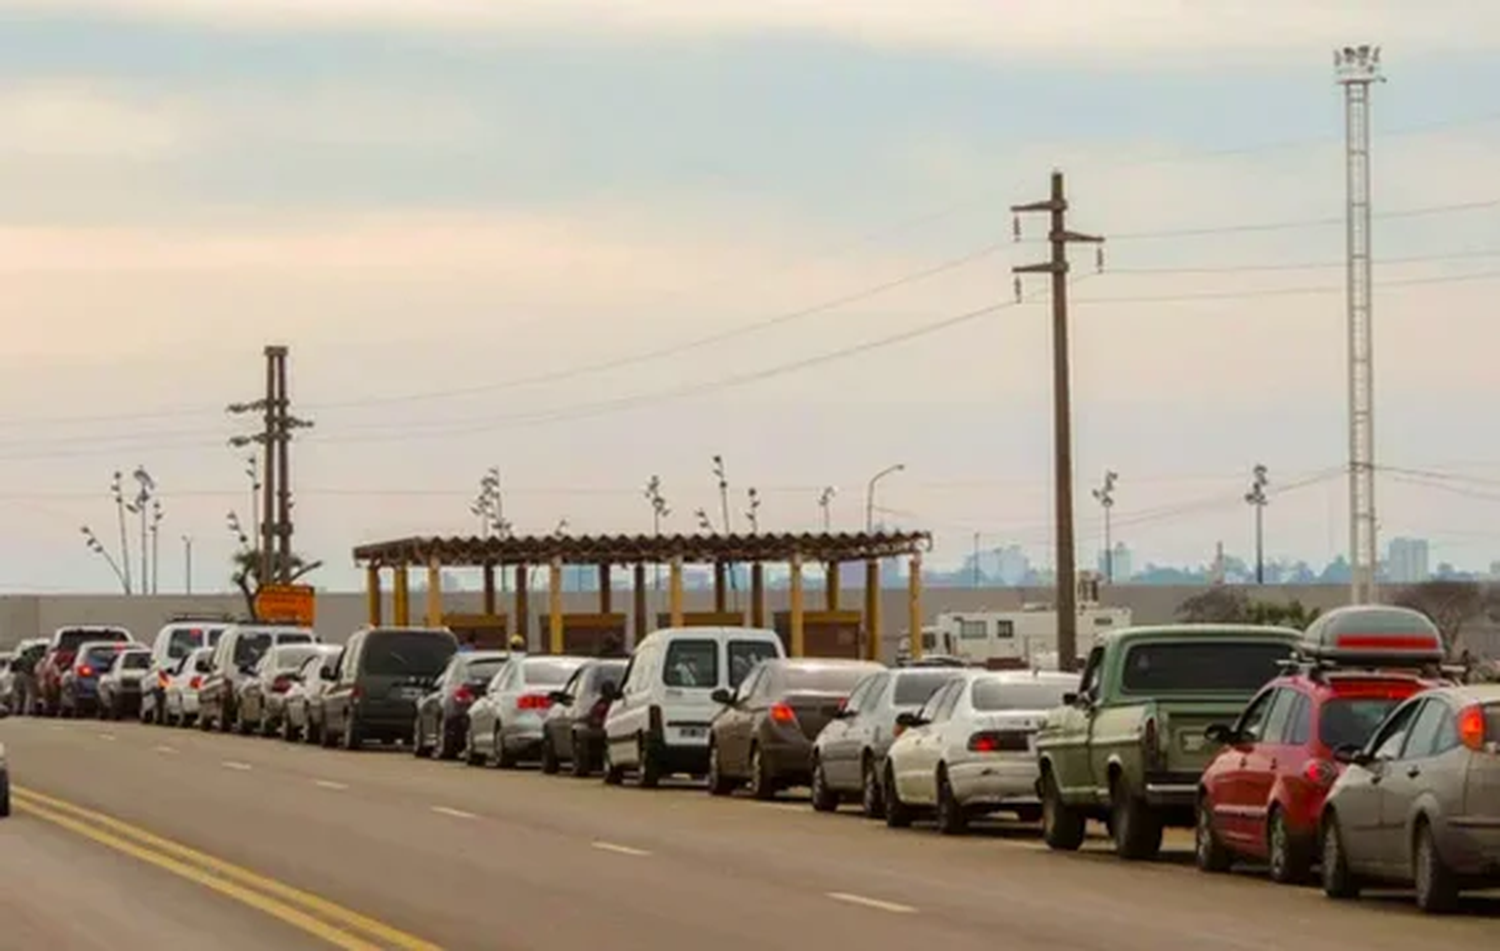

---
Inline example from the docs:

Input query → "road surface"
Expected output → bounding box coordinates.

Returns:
[1,717,1494,949]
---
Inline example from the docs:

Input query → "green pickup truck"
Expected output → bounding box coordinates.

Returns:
[1034,624,1302,860]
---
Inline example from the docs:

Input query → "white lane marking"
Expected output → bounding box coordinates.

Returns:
[744,801,807,813]
[221,761,253,771]
[592,841,651,857]
[430,806,478,820]
[98,733,116,741]
[826,893,917,915]
[154,745,178,754]
[313,780,349,790]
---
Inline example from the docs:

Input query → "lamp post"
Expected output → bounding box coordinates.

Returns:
[644,476,670,591]
[111,471,132,594]
[818,486,836,532]
[1092,470,1119,583]
[745,488,761,534]
[1246,464,1270,584]
[150,498,164,594]
[864,464,905,532]
[182,534,193,594]
[81,525,128,593]
[126,466,155,597]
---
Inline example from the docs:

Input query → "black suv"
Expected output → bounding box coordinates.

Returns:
[321,627,458,751]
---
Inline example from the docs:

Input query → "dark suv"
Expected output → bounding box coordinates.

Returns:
[321,627,458,751]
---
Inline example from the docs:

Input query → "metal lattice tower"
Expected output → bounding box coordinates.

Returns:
[1335,44,1383,605]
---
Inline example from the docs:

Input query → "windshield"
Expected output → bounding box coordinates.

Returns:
[665,640,718,688]
[971,678,1072,711]
[777,665,875,695]
[233,634,273,667]
[120,652,151,671]
[462,658,507,683]
[167,628,204,659]
[524,659,584,686]
[1319,697,1405,750]
[57,629,128,652]
[363,631,457,677]
[893,670,962,706]
[1121,641,1293,694]
[727,640,779,688]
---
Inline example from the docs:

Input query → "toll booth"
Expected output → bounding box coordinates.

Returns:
[772,610,865,659]
[656,611,746,629]
[538,613,628,655]
[442,613,510,649]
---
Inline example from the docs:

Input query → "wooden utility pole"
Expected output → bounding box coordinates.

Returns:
[230,345,313,589]
[261,348,279,585]
[1012,171,1103,672]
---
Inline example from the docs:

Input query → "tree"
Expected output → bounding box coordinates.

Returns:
[231,548,322,621]
[1246,598,1321,630]
[1176,587,1250,623]
[1390,580,1495,655]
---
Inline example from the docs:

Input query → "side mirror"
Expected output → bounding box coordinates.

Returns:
[710,687,735,706]
[1203,723,1237,746]
[548,690,571,705]
[1333,744,1369,766]
[895,711,926,730]
[1061,692,1078,706]
[320,667,336,682]
[598,681,621,702]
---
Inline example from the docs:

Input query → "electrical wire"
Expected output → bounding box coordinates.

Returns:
[1108,248,1500,275]
[1107,197,1500,242]
[1074,267,1500,305]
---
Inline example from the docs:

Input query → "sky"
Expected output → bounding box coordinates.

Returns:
[2,0,1500,594]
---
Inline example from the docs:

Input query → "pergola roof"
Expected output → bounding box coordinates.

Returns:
[353,531,931,568]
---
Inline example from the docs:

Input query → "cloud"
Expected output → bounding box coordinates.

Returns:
[0,79,188,158]
[4,0,1498,60]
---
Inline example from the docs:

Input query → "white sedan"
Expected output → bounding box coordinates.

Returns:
[465,655,588,769]
[883,669,1076,834]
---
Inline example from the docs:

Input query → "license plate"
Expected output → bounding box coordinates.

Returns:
[399,687,424,699]
[677,726,707,739]
[1181,733,1206,753]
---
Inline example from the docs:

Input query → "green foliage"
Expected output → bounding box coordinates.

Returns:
[1176,587,1321,630]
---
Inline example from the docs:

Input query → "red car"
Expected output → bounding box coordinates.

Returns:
[36,626,132,716]
[1195,605,1449,884]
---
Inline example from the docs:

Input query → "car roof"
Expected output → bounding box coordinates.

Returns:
[1096,623,1304,647]
[975,668,1078,684]
[642,626,781,642]
[1412,683,1500,705]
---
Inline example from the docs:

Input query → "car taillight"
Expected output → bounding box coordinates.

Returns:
[970,733,999,753]
[189,675,202,689]
[157,671,171,688]
[769,703,797,724]
[1458,705,1488,751]
[589,697,610,726]
[271,676,293,694]
[351,684,363,700]
[453,685,474,704]
[78,665,95,678]
[1303,759,1338,786]
[517,694,551,711]
[968,730,1029,753]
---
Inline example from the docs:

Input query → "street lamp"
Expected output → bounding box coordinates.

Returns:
[1092,469,1119,583]
[818,486,836,532]
[694,508,715,534]
[81,525,128,593]
[150,498,164,595]
[1246,464,1270,584]
[125,466,155,597]
[111,471,132,594]
[865,464,905,533]
[182,534,193,594]
[745,487,761,534]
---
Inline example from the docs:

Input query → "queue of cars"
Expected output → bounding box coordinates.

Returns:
[1,605,1495,913]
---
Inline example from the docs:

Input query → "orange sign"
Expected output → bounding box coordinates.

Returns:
[255,583,316,626]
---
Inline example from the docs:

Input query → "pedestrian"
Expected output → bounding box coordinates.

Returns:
[508,633,527,654]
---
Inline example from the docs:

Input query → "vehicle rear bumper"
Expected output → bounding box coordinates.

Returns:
[762,735,815,780]
[951,758,1040,806]
[1143,771,1201,807]
[1441,817,1500,879]
[352,700,416,731]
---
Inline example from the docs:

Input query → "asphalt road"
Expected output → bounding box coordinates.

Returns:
[1,716,1495,950]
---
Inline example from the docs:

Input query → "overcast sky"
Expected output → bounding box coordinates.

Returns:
[1,0,1499,594]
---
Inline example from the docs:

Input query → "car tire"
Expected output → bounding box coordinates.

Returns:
[1320,814,1361,900]
[281,714,298,743]
[1109,779,1163,861]
[1267,807,1312,885]
[434,718,459,761]
[706,741,735,796]
[540,735,560,775]
[1413,821,1460,914]
[861,754,887,820]
[0,771,9,819]
[637,734,662,789]
[341,714,363,751]
[883,765,914,829]
[494,727,518,769]
[935,767,967,836]
[569,733,593,778]
[602,741,625,786]
[199,705,214,732]
[810,756,839,813]
[461,726,484,766]
[1194,798,1233,872]
[412,719,431,758]
[747,745,778,801]
[1041,771,1086,852]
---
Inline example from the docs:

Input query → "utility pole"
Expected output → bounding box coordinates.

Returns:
[1246,464,1270,585]
[125,467,155,596]
[182,535,193,594]
[1335,45,1383,605]
[1092,470,1119,584]
[150,498,163,594]
[229,346,312,588]
[1012,171,1104,672]
[711,455,738,605]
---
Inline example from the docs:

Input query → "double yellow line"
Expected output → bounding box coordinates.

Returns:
[13,787,440,950]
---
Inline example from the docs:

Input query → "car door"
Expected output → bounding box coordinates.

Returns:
[1240,687,1299,850]
[1211,687,1279,847]
[1050,647,1101,799]
[324,634,361,732]
[895,681,958,803]
[822,674,879,790]
[718,667,764,775]
[424,658,459,739]
[1337,698,1422,873]
[1375,697,1454,873]
[552,666,586,760]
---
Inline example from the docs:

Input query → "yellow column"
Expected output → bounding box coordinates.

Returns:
[826,561,840,611]
[549,556,564,654]
[425,557,443,627]
[789,553,806,658]
[393,566,411,626]
[750,563,765,628]
[908,551,924,662]
[668,556,685,627]
[365,565,383,626]
[864,559,881,662]
[514,565,530,647]
[482,563,496,615]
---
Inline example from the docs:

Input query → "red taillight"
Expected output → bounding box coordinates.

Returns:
[271,676,293,694]
[453,685,474,705]
[1458,705,1487,751]
[157,671,171,688]
[589,697,610,726]
[351,684,363,700]
[769,703,796,724]
[970,733,999,753]
[189,675,202,689]
[78,665,95,678]
[1303,759,1338,786]
[517,694,551,711]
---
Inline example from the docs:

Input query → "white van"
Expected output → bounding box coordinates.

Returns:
[197,624,318,733]
[140,619,231,724]
[601,626,784,787]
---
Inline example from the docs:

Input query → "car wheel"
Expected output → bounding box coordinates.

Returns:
[1194,797,1233,872]
[434,718,458,761]
[883,765,914,828]
[569,733,593,778]
[637,735,662,789]
[861,754,886,820]
[199,705,214,732]
[1267,807,1312,885]
[540,735,560,775]
[1041,770,1086,851]
[0,770,9,819]
[602,741,625,786]
[412,718,430,758]
[1320,814,1361,900]
[748,745,777,801]
[1109,778,1163,861]
[706,741,734,796]
[935,767,968,836]
[341,714,362,751]
[494,727,518,769]
[281,714,297,743]
[1413,821,1460,914]
[810,755,839,813]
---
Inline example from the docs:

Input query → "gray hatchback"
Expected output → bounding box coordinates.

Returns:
[1320,683,1500,912]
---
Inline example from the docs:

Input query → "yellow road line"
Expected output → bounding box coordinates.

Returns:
[15,799,379,951]
[14,786,441,951]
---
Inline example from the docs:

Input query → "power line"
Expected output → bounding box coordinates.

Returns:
[1109,247,1500,275]
[1108,197,1500,242]
[1075,267,1500,305]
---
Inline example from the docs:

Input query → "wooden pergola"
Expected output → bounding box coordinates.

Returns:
[351,531,931,660]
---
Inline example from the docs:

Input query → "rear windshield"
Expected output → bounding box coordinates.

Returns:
[665,640,718,688]
[120,652,151,670]
[274,646,320,670]
[233,634,273,666]
[57,629,128,652]
[524,659,583,686]
[777,665,874,695]
[971,679,1073,711]
[277,633,314,646]
[82,645,121,666]
[1121,641,1293,694]
[167,628,204,659]
[461,658,507,682]
[362,632,456,677]
[893,670,962,706]
[727,639,779,688]
[588,661,628,690]
[1319,698,1404,750]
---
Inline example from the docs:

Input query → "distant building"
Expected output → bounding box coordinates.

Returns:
[1097,543,1133,582]
[1386,537,1431,585]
